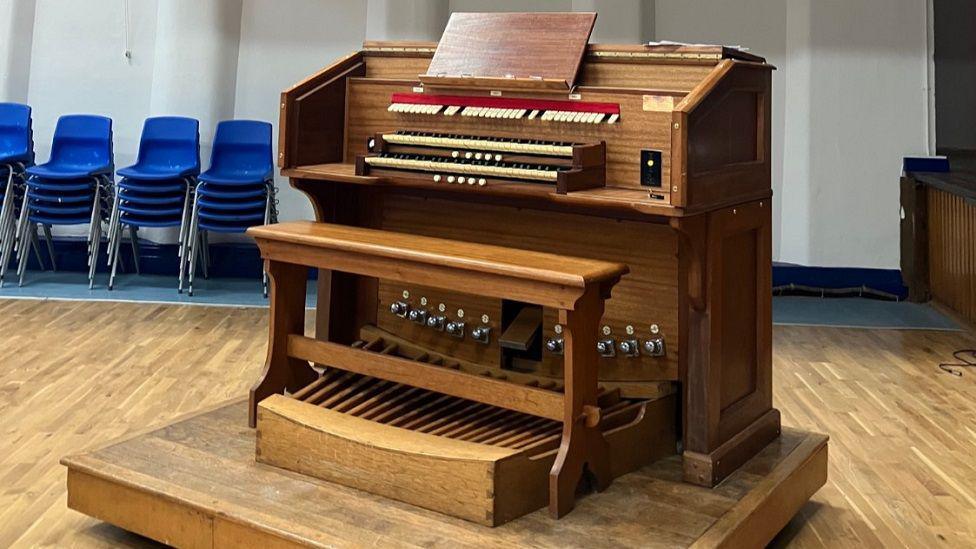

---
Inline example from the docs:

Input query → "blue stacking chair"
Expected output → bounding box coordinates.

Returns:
[183,120,276,296]
[107,117,200,290]
[17,115,113,288]
[0,103,35,286]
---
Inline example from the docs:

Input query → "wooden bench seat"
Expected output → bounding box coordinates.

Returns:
[246,220,629,520]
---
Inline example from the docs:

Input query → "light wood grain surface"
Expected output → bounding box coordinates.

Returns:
[2,298,975,547]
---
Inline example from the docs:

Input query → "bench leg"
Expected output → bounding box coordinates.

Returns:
[249,260,318,427]
[549,288,610,518]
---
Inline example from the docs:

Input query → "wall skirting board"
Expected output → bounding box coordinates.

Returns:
[773,263,907,300]
[10,239,905,298]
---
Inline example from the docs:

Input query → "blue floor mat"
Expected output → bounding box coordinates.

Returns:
[772,296,961,330]
[0,271,317,308]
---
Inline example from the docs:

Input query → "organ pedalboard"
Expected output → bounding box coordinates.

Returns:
[357,129,607,194]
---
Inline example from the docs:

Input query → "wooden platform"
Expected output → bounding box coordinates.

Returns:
[61,399,827,548]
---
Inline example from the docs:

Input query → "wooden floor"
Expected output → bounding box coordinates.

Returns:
[1,298,975,547]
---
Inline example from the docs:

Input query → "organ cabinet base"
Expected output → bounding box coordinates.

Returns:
[62,401,828,548]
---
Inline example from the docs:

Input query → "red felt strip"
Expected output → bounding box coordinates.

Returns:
[390,93,620,115]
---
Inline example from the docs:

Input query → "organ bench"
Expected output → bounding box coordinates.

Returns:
[247,221,675,523]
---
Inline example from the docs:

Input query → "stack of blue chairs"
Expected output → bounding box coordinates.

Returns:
[17,115,114,288]
[0,103,35,286]
[183,120,276,296]
[107,117,200,290]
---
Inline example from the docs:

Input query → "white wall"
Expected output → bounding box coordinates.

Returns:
[658,0,929,269]
[0,0,933,269]
[236,0,368,223]
[0,0,36,103]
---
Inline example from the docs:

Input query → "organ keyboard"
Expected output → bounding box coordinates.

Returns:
[358,130,606,192]
[266,10,785,527]
[387,92,621,124]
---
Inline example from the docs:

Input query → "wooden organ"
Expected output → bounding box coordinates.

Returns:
[251,12,790,526]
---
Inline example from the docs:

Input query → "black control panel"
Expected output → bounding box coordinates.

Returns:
[640,149,662,187]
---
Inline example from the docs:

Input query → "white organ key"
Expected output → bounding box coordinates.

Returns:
[585,112,598,124]
[607,113,620,124]
[387,104,397,112]
[528,110,539,119]
[573,112,585,123]
[541,111,552,121]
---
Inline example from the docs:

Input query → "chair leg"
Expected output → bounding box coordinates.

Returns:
[42,224,57,272]
[85,181,99,263]
[89,220,101,289]
[0,170,16,286]
[108,222,124,290]
[16,222,34,287]
[29,225,44,271]
[88,183,102,289]
[180,186,201,294]
[188,232,200,297]
[14,186,32,286]
[177,181,191,260]
[201,230,210,280]
[0,200,14,286]
[130,225,141,275]
[185,190,202,296]
[262,188,272,298]
[175,184,192,292]
[106,187,121,266]
[0,168,13,250]
[0,213,14,286]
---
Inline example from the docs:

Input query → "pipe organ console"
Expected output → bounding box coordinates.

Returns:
[254,12,782,525]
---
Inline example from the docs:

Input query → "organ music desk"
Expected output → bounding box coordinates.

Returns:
[63,12,828,547]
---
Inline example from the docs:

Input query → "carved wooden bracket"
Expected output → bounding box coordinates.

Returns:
[670,215,708,312]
